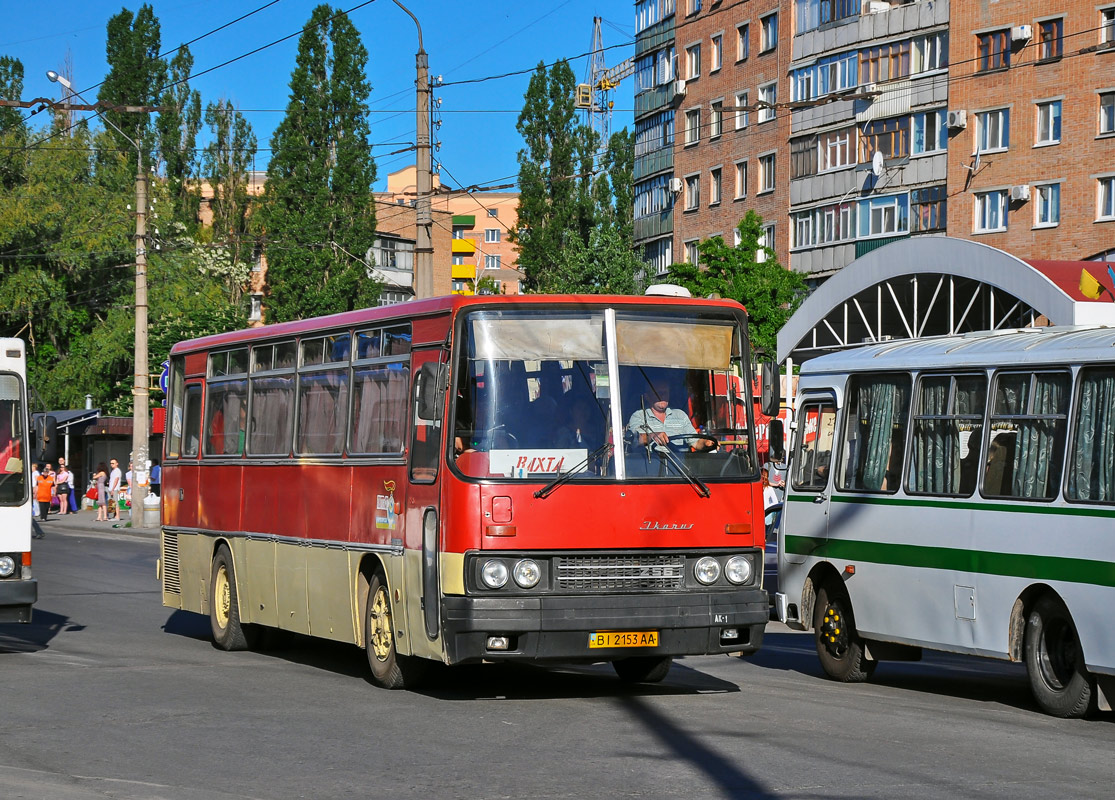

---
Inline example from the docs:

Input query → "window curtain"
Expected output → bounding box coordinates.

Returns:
[1011,374,1066,498]
[353,365,407,453]
[250,376,293,454]
[1068,369,1115,502]
[298,370,348,454]
[856,378,906,491]
[910,379,956,493]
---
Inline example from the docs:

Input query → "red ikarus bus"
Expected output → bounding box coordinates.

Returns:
[159,294,773,687]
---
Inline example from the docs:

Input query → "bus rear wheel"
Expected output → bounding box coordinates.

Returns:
[365,572,427,690]
[210,544,256,651]
[1025,595,1095,718]
[612,656,673,683]
[813,581,875,682]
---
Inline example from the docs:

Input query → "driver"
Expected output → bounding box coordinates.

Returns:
[627,380,716,452]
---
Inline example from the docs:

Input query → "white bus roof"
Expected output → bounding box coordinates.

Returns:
[800,326,1115,375]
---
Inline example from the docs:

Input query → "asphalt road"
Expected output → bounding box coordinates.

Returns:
[1,515,1112,799]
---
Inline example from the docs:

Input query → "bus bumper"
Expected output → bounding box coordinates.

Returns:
[0,578,37,623]
[440,588,768,665]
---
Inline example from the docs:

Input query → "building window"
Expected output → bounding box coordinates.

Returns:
[734,90,749,130]
[975,190,1008,233]
[912,32,949,73]
[758,82,777,123]
[710,167,722,205]
[791,135,817,179]
[862,117,910,160]
[792,202,856,249]
[976,108,1010,153]
[684,108,701,145]
[760,13,777,53]
[685,239,700,264]
[912,110,947,155]
[685,174,700,210]
[1035,183,1061,227]
[1099,91,1114,135]
[820,127,854,171]
[1104,8,1115,45]
[485,228,501,243]
[795,0,858,34]
[861,41,911,84]
[1037,18,1063,60]
[1036,100,1062,145]
[734,160,748,199]
[486,208,499,218]
[736,23,750,61]
[248,293,262,322]
[484,254,502,270]
[858,193,909,238]
[757,223,775,263]
[977,30,1010,72]
[687,0,702,15]
[759,153,776,193]
[452,226,465,239]
[911,186,946,232]
[1100,177,1115,220]
[686,43,701,80]
[452,254,465,266]
[451,279,468,293]
[710,100,723,138]
[792,53,858,102]
[635,109,675,156]
[711,34,722,72]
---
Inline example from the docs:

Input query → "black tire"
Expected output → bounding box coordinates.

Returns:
[365,572,428,690]
[1024,595,1095,718]
[210,544,256,651]
[813,581,875,682]
[612,656,673,683]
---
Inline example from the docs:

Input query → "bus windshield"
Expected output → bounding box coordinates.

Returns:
[0,373,27,505]
[452,307,755,482]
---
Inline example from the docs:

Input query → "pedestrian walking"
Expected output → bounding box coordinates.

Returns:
[108,459,122,521]
[93,462,109,522]
[35,463,54,522]
[149,459,161,497]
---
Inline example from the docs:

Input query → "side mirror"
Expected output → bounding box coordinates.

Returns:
[760,358,780,418]
[416,362,446,421]
[769,418,785,462]
[33,415,58,463]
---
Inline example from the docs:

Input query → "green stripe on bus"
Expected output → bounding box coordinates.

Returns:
[783,535,1115,588]
[786,492,1115,520]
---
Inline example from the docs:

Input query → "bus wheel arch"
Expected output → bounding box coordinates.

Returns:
[356,554,387,648]
[1008,584,1053,663]
[1024,591,1096,718]
[362,562,428,690]
[209,541,257,651]
[802,562,843,631]
[811,569,876,683]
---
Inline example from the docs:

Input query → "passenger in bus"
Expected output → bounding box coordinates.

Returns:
[984,433,1015,496]
[555,394,606,449]
[627,381,716,451]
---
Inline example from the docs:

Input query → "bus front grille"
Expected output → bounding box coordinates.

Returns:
[554,555,685,592]
[162,532,181,594]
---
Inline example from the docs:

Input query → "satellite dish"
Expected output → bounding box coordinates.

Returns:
[871,151,885,178]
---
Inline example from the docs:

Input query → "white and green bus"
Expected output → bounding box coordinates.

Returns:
[0,338,35,623]
[775,325,1115,717]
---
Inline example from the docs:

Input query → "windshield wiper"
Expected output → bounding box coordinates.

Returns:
[534,443,613,499]
[635,423,711,499]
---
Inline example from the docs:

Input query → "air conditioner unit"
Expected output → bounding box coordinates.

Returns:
[1010,184,1031,202]
[1011,25,1032,43]
[668,177,684,193]
[673,80,686,99]
[947,109,967,129]
[860,82,878,96]
[867,0,892,13]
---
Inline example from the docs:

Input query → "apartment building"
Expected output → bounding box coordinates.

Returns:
[946,2,1115,261]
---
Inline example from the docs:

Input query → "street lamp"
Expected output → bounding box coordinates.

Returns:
[47,70,152,529]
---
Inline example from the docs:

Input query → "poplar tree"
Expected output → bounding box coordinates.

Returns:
[156,47,203,231]
[99,4,165,164]
[203,98,258,295]
[260,4,379,322]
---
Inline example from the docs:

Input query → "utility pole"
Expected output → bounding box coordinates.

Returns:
[393,0,433,299]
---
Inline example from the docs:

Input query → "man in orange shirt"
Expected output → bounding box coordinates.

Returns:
[35,462,54,522]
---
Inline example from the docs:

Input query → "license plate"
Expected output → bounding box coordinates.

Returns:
[588,630,659,649]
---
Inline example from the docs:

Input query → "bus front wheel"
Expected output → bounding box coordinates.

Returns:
[210,544,256,651]
[612,656,673,683]
[813,581,875,682]
[1025,595,1095,718]
[365,572,427,690]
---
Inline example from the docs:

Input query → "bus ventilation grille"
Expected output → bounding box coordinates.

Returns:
[554,555,685,592]
[162,532,181,595]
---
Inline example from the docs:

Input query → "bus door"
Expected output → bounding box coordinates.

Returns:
[406,349,447,657]
[783,394,838,568]
[168,381,204,530]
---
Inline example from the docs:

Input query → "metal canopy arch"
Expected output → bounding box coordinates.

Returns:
[777,236,1115,364]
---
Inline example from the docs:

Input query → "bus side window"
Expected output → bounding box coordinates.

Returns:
[792,401,835,491]
[183,386,202,458]
[839,374,911,493]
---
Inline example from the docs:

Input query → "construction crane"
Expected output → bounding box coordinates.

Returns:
[575,16,634,151]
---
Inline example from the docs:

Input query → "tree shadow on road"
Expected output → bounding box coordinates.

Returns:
[0,608,84,654]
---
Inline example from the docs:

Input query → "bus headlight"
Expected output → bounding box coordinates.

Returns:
[694,556,721,585]
[481,560,509,589]
[0,555,15,578]
[513,559,541,589]
[724,555,753,585]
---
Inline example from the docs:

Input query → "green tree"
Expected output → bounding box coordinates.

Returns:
[260,4,379,322]
[203,98,257,299]
[0,56,27,188]
[99,4,165,165]
[552,225,640,295]
[667,211,808,354]
[155,47,203,231]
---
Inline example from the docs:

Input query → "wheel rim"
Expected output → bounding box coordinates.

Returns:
[819,601,850,659]
[214,564,230,630]
[369,585,393,662]
[1037,616,1078,692]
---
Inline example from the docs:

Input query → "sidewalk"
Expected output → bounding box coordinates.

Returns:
[33,507,160,539]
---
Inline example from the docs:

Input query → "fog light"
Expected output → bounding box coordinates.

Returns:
[721,628,739,639]
[513,559,540,589]
[724,555,753,585]
[487,636,510,651]
[481,560,508,589]
[695,556,721,585]
[0,555,15,578]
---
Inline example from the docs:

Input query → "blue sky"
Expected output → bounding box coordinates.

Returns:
[0,0,635,191]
